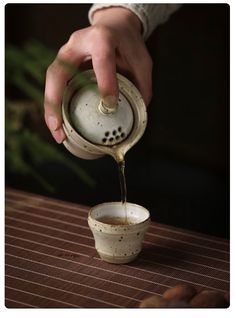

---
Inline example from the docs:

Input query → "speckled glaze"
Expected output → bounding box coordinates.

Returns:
[88,202,150,264]
[62,70,147,162]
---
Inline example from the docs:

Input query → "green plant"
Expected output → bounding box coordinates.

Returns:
[5,39,96,193]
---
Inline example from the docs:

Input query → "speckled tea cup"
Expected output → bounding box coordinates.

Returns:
[88,202,150,264]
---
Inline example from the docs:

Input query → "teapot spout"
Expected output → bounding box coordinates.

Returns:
[111,150,125,163]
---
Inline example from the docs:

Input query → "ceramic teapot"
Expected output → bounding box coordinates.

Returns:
[62,70,147,162]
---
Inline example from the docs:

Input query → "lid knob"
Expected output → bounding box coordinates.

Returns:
[98,97,118,114]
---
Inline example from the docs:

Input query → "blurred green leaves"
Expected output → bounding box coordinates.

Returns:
[6,40,54,104]
[6,40,96,193]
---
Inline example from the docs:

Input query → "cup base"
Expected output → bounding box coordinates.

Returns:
[97,250,140,264]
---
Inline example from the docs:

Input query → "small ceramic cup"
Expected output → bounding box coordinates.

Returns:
[88,202,150,264]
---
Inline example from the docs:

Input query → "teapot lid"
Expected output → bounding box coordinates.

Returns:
[70,84,134,146]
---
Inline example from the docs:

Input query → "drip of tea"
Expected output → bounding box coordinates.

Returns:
[118,160,128,222]
[118,160,127,204]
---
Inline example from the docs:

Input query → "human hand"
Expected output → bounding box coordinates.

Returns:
[44,7,153,143]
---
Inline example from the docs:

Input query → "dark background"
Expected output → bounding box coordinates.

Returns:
[5,4,230,238]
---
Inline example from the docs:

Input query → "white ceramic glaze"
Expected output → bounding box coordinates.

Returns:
[62,70,147,162]
[88,202,150,264]
[70,87,134,146]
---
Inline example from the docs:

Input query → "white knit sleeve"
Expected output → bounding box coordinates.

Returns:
[88,3,181,40]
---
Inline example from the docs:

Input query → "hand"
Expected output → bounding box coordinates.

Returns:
[44,7,153,143]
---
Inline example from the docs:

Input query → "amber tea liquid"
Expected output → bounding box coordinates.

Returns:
[98,216,134,225]
[118,160,128,223]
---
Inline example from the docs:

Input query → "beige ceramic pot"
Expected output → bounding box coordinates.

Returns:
[62,70,147,162]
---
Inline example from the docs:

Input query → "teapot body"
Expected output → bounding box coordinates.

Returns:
[62,70,147,162]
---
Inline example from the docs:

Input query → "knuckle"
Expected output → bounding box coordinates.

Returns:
[57,44,73,62]
[90,25,114,49]
[91,25,112,40]
[57,44,68,57]
[68,30,82,44]
[46,44,72,78]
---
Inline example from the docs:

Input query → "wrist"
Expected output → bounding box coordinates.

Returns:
[92,6,142,34]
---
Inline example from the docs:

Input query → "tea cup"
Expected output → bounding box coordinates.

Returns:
[88,202,150,264]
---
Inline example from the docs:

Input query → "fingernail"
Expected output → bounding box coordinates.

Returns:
[47,115,58,131]
[102,95,118,111]
[53,128,66,144]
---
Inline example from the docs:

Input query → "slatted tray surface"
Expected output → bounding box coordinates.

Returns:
[5,188,229,308]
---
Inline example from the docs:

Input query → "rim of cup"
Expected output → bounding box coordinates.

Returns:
[88,201,150,230]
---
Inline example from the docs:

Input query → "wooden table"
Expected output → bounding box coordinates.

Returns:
[5,188,229,308]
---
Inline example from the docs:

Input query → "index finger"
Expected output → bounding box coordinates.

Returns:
[91,37,119,108]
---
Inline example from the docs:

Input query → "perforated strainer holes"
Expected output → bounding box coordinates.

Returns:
[117,126,126,140]
[121,132,125,139]
[102,132,110,143]
[101,126,127,144]
[102,131,113,144]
